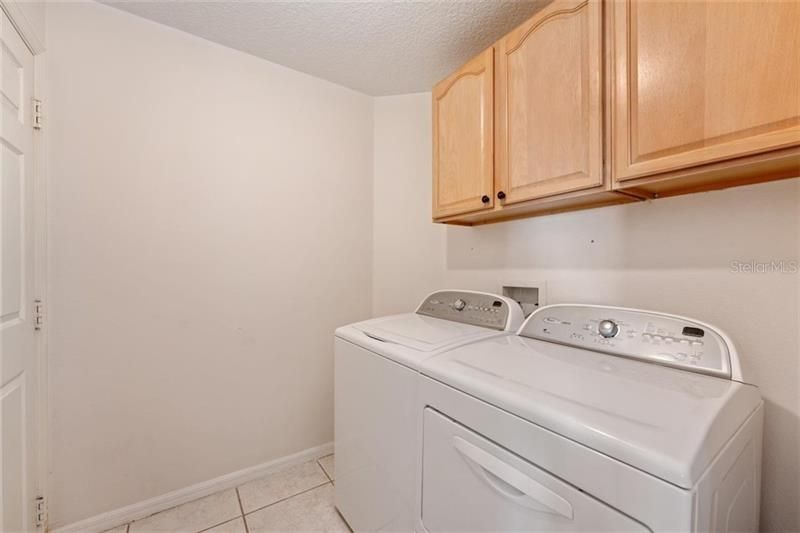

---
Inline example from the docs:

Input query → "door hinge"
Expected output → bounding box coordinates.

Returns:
[34,299,44,330]
[35,495,47,528]
[33,99,43,130]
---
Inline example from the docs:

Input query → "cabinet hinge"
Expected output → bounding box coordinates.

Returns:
[35,495,47,528]
[34,299,44,330]
[33,99,43,130]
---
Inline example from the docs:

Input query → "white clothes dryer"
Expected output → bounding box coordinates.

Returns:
[417,304,763,532]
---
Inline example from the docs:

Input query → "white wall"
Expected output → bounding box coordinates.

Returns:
[46,2,373,526]
[373,93,800,532]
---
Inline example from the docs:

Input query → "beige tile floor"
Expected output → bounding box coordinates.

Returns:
[105,454,345,533]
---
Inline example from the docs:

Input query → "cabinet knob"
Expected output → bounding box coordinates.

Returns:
[481,195,490,204]
[497,191,506,200]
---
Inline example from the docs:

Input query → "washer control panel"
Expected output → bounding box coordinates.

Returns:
[520,305,732,378]
[417,291,511,330]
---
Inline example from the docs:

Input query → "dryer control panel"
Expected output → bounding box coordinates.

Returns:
[520,305,735,379]
[417,291,513,331]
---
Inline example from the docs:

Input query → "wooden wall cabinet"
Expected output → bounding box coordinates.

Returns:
[495,0,603,205]
[432,48,495,219]
[610,0,800,197]
[434,0,637,225]
[432,0,800,225]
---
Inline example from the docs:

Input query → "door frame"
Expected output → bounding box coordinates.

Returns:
[0,2,48,529]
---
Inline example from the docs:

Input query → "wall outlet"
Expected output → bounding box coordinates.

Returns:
[502,281,547,317]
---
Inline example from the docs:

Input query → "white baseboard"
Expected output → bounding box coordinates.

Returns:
[50,442,334,533]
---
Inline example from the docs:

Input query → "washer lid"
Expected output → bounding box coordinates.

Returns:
[420,335,762,488]
[354,313,498,352]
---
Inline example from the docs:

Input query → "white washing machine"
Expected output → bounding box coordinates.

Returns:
[417,304,764,532]
[334,290,524,532]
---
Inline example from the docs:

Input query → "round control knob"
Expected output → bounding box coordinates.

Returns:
[597,319,619,338]
[453,299,467,311]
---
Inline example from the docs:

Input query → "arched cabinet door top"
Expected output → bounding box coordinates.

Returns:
[435,63,490,101]
[504,0,590,56]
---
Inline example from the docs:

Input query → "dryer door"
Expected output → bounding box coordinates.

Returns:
[421,408,650,532]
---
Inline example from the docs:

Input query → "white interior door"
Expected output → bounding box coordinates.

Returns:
[0,10,38,532]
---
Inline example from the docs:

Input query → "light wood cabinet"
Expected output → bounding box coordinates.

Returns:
[432,48,494,219]
[611,0,800,196]
[432,0,800,225]
[495,0,603,205]
[433,0,633,225]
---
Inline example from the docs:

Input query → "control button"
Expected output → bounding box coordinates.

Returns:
[598,319,619,338]
[682,326,705,338]
[664,337,674,344]
[691,340,704,346]
[544,317,561,324]
[453,299,466,311]
[679,339,690,345]
[675,352,688,361]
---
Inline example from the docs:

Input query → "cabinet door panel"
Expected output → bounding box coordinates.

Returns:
[433,48,494,219]
[613,0,800,182]
[497,0,603,205]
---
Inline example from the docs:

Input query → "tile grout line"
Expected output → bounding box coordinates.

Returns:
[197,516,244,533]
[335,507,354,533]
[242,480,332,517]
[236,487,250,533]
[193,489,250,533]
[317,456,333,483]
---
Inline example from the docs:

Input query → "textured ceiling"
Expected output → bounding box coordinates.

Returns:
[102,0,548,96]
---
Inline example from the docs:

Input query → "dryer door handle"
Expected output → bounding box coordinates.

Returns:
[453,436,574,520]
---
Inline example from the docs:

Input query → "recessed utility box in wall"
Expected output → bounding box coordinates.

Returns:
[502,282,547,317]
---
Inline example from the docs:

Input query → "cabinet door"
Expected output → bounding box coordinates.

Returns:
[495,0,603,205]
[432,48,494,219]
[613,0,800,182]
